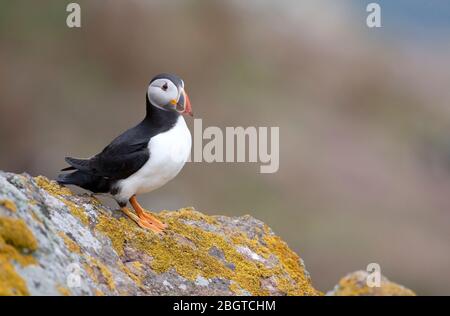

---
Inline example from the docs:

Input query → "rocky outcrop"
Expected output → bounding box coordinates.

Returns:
[0,171,415,296]
[327,271,415,296]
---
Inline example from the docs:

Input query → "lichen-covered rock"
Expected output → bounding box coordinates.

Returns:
[0,171,320,296]
[327,271,415,296]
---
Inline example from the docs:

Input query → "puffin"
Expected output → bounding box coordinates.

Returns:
[57,73,193,233]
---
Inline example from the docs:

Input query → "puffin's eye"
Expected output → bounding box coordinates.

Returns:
[161,82,168,91]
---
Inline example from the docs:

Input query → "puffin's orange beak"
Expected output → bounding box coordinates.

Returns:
[183,90,193,117]
[177,89,192,117]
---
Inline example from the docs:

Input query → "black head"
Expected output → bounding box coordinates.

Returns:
[146,73,192,116]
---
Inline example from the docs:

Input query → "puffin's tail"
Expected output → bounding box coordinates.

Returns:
[57,170,86,186]
[57,170,110,193]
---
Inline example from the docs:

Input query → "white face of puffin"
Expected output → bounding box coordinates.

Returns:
[147,79,180,111]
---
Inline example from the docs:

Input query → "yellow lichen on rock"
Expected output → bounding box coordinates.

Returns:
[0,171,417,296]
[57,232,81,254]
[263,233,320,295]
[329,270,415,296]
[88,256,116,291]
[161,207,218,225]
[34,176,89,226]
[34,176,73,197]
[131,261,144,271]
[95,208,319,296]
[30,211,44,226]
[118,260,144,288]
[83,262,98,283]
[66,200,90,226]
[0,259,30,296]
[94,289,105,296]
[0,200,17,213]
[56,285,71,296]
[0,217,38,253]
[0,216,38,296]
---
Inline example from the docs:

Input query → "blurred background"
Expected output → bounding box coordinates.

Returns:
[1,0,450,295]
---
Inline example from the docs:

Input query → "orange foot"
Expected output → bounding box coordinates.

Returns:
[120,208,163,233]
[120,195,167,233]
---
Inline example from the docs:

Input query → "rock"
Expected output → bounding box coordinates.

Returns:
[0,171,320,296]
[0,171,416,296]
[327,271,415,296]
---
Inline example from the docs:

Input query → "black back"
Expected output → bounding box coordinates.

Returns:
[58,91,180,193]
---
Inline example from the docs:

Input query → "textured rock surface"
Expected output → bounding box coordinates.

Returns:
[0,171,416,296]
[327,271,416,296]
[0,171,320,296]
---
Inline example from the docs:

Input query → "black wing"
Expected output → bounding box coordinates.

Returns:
[61,104,180,181]
[64,122,153,180]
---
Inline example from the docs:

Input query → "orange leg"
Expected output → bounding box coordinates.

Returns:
[127,195,167,232]
[121,205,164,234]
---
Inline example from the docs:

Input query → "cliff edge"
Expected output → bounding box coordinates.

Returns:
[0,171,414,296]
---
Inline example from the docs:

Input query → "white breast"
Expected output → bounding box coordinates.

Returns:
[115,116,191,201]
